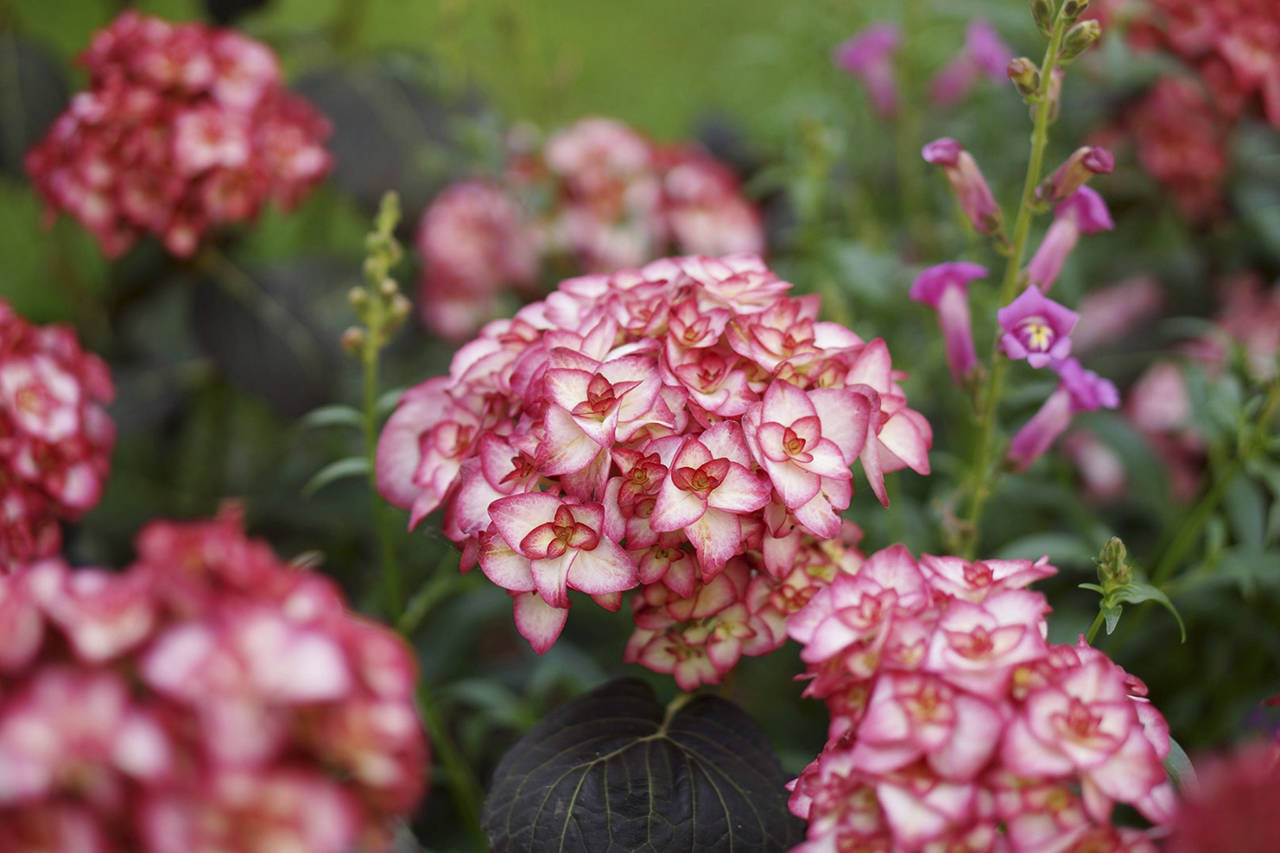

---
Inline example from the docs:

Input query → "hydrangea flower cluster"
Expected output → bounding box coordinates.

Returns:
[416,118,764,339]
[378,254,931,687]
[25,11,332,258]
[0,300,115,571]
[785,545,1175,851]
[0,509,427,851]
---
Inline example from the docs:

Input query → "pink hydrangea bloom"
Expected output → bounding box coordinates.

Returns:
[25,11,331,258]
[0,301,114,572]
[786,545,1174,850]
[834,24,903,117]
[909,262,987,385]
[0,509,427,851]
[998,286,1079,368]
[416,119,764,338]
[378,254,930,683]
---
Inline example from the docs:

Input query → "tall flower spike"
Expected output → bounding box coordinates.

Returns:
[1036,145,1115,206]
[922,138,1003,235]
[910,262,988,386]
[1025,187,1114,292]
[998,286,1079,368]
[1008,357,1119,469]
[833,24,903,118]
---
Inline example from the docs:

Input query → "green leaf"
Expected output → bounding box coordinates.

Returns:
[1112,582,1187,642]
[1224,474,1267,550]
[482,678,803,852]
[377,387,407,417]
[1103,604,1123,636]
[1163,737,1197,789]
[996,533,1098,567]
[1078,583,1106,595]
[302,457,370,497]
[300,404,364,430]
[0,34,69,179]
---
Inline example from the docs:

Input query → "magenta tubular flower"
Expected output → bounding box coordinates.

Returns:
[922,138,1003,235]
[910,262,987,384]
[998,286,1079,367]
[1026,188,1114,292]
[1036,146,1116,205]
[1008,357,1120,469]
[833,24,902,117]
[930,20,1013,106]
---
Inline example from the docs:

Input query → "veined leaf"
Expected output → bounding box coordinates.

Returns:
[1112,582,1187,642]
[482,678,802,852]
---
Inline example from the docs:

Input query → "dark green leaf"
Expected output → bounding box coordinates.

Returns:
[300,404,364,430]
[1112,582,1187,642]
[482,678,803,853]
[302,457,370,497]
[1224,474,1267,550]
[377,387,407,417]
[0,34,69,179]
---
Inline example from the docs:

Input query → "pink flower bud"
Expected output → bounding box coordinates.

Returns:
[922,138,1003,235]
[1036,146,1116,205]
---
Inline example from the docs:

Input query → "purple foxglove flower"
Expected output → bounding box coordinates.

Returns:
[922,138,1003,235]
[834,24,902,118]
[998,286,1079,368]
[1009,358,1119,468]
[1036,146,1115,205]
[910,262,987,385]
[1026,187,1115,292]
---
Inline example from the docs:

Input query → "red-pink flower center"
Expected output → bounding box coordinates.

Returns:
[671,458,730,498]
[519,505,600,559]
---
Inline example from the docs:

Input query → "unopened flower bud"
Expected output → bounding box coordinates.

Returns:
[1007,57,1041,99]
[379,277,399,298]
[922,138,1004,236]
[348,287,368,310]
[1036,145,1115,204]
[1031,0,1055,36]
[1061,0,1090,25]
[389,293,411,324]
[1098,537,1131,586]
[340,326,365,353]
[1058,20,1101,63]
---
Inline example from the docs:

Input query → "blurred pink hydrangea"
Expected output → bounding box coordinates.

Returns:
[1165,740,1280,852]
[786,545,1175,850]
[0,300,114,572]
[378,254,931,686]
[25,11,332,258]
[415,118,764,340]
[0,508,427,851]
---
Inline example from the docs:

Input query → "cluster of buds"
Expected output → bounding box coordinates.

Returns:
[0,300,115,571]
[416,117,764,340]
[0,509,427,851]
[785,545,1175,850]
[377,254,931,687]
[343,193,412,360]
[25,11,332,258]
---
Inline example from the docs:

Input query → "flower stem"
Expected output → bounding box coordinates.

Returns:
[359,335,404,618]
[416,681,489,849]
[960,16,1068,559]
[1152,377,1280,585]
[1084,608,1106,645]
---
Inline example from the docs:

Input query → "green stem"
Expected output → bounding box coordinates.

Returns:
[1084,609,1106,645]
[359,334,403,619]
[959,17,1068,559]
[1152,378,1280,584]
[417,681,488,850]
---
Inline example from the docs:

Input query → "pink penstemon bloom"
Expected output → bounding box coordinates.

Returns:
[1025,187,1115,292]
[1008,357,1120,469]
[922,138,1003,235]
[833,23,903,118]
[998,286,1080,368]
[930,20,1013,107]
[910,262,987,385]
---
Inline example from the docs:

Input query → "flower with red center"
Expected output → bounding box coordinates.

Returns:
[834,24,903,117]
[910,262,987,385]
[922,138,1003,235]
[998,286,1079,367]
